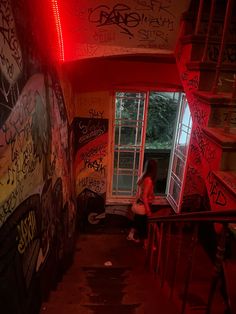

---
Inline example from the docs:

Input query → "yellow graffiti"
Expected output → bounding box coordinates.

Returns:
[17,211,37,254]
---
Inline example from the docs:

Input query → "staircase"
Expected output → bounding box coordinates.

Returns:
[146,210,236,314]
[176,0,236,212]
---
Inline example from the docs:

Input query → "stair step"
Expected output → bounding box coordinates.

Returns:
[186,62,236,93]
[192,90,236,129]
[212,171,236,197]
[206,171,236,210]
[180,34,236,63]
[203,127,236,149]
[40,303,141,314]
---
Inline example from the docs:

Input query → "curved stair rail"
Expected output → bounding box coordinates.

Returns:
[146,210,236,314]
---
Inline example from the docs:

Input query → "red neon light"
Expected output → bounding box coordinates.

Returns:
[51,0,64,61]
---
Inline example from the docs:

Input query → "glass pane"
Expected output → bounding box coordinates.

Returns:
[169,177,181,204]
[116,102,145,121]
[118,175,133,192]
[118,152,139,169]
[120,127,136,145]
[112,174,133,195]
[145,91,178,150]
[173,156,184,181]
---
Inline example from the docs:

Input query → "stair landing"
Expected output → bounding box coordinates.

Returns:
[40,232,180,314]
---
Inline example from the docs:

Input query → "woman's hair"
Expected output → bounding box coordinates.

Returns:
[138,159,158,184]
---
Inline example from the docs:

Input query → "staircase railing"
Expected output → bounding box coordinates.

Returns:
[146,210,236,314]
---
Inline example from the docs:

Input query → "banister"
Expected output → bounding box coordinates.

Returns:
[148,209,236,223]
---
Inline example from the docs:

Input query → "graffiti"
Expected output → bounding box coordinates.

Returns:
[0,184,23,227]
[187,75,199,90]
[192,127,216,164]
[89,108,104,119]
[84,157,105,175]
[180,71,199,91]
[138,28,168,46]
[0,90,34,147]
[221,174,236,193]
[88,4,141,37]
[74,118,107,147]
[79,177,105,194]
[93,30,116,43]
[0,0,22,83]
[31,90,51,162]
[88,2,175,39]
[190,144,201,165]
[81,143,106,161]
[207,171,227,206]
[185,166,205,195]
[74,117,108,197]
[17,210,37,254]
[5,142,37,185]
[134,0,174,12]
[194,108,208,126]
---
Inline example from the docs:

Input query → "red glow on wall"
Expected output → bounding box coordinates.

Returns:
[51,0,64,62]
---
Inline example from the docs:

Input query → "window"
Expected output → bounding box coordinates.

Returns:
[109,90,184,204]
[112,92,146,198]
[167,95,192,212]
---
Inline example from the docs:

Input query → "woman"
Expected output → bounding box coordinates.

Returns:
[127,159,157,244]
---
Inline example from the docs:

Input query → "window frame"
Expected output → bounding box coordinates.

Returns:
[106,88,184,205]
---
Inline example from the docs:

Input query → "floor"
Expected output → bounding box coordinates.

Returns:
[40,214,180,314]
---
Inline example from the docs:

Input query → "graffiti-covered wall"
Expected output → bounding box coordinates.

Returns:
[57,0,191,61]
[0,1,76,314]
[73,92,110,227]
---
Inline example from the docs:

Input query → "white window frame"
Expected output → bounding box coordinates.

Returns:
[106,89,185,206]
[166,94,192,212]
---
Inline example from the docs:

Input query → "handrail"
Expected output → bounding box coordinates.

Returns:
[149,209,236,223]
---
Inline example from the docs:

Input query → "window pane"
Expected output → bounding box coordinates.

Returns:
[112,174,134,195]
[173,156,184,181]
[145,92,178,150]
[114,151,140,170]
[169,177,181,204]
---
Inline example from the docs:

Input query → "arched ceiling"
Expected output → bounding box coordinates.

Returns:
[52,0,191,62]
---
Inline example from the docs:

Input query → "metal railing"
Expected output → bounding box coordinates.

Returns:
[146,210,236,314]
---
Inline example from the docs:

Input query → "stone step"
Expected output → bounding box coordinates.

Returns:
[206,170,236,211]
[203,127,236,149]
[193,90,236,129]
[181,5,236,41]
[202,127,236,171]
[180,34,236,64]
[40,303,142,314]
[186,61,236,93]
[212,170,236,198]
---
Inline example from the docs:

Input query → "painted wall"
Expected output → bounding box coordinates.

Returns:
[0,1,76,314]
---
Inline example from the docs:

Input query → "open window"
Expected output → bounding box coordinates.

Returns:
[108,90,185,205]
[167,94,192,212]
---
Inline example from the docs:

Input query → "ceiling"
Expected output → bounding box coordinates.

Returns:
[51,0,191,62]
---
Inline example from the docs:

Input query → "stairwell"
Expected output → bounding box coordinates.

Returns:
[39,230,180,314]
[39,2,236,314]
